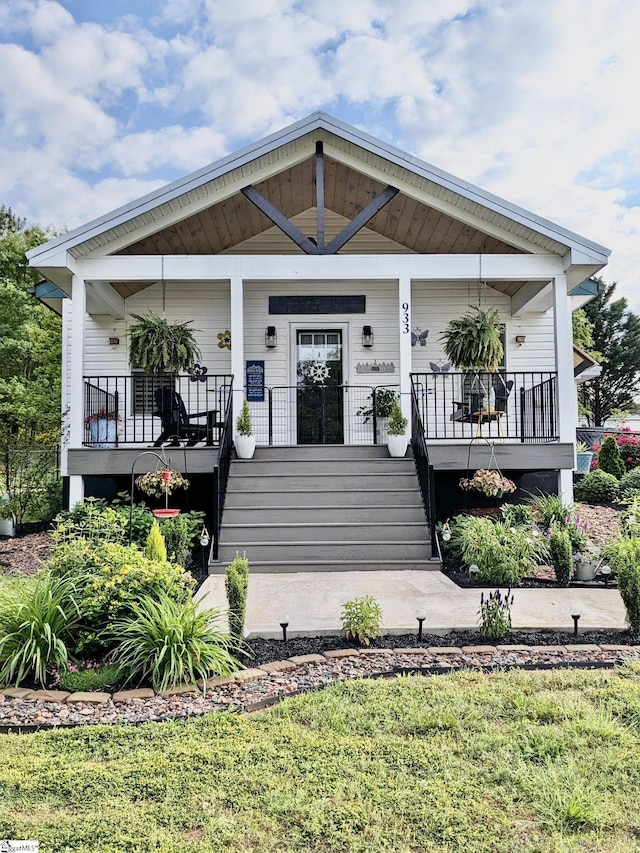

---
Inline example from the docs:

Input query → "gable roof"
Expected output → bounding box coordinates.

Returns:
[27,111,610,271]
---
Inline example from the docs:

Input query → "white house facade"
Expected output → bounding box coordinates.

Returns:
[27,112,609,565]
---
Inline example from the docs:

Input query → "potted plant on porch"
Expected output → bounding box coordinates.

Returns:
[235,399,256,460]
[387,399,408,457]
[84,406,121,447]
[128,312,201,374]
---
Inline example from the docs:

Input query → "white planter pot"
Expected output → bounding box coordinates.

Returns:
[387,433,408,458]
[575,559,599,581]
[0,515,16,537]
[235,434,256,459]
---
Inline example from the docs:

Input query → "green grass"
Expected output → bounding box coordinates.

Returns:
[2,666,640,851]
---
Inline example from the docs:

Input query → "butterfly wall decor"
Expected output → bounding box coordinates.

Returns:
[411,327,429,347]
[429,361,451,372]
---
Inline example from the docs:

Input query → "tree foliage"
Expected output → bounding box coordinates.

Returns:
[0,206,61,514]
[578,280,640,426]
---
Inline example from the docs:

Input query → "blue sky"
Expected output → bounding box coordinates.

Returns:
[1,0,639,309]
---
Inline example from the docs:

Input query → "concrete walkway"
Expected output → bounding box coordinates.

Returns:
[196,570,627,639]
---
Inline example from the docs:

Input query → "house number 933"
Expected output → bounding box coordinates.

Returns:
[401,302,410,334]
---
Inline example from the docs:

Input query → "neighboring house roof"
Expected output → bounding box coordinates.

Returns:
[27,112,610,284]
[574,344,602,383]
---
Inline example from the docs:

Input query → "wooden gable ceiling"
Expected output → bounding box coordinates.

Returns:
[117,156,523,257]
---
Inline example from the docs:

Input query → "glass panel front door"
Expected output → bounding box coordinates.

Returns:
[296,330,344,444]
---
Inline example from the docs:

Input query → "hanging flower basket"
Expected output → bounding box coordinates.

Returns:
[459,469,516,498]
[134,468,189,498]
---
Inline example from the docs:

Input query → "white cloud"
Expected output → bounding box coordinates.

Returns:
[0,0,638,312]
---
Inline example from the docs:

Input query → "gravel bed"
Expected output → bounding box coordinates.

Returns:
[2,635,639,731]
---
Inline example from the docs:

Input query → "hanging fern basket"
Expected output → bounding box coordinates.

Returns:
[439,306,504,372]
[128,312,202,374]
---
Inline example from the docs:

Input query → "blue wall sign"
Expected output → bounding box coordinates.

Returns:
[246,360,265,402]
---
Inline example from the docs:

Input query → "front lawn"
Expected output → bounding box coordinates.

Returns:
[1,666,640,851]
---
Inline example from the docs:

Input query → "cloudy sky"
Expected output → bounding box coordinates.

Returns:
[1,0,639,308]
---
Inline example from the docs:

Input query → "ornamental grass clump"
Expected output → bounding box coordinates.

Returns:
[110,593,238,694]
[448,515,548,585]
[478,588,514,639]
[341,595,383,645]
[459,469,516,498]
[0,573,81,687]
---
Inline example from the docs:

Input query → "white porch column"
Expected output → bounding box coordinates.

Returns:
[230,276,245,436]
[553,272,575,501]
[398,276,412,422]
[68,274,86,508]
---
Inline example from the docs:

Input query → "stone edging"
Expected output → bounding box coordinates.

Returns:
[1,643,638,732]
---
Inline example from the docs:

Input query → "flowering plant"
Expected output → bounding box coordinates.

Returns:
[84,406,121,424]
[135,468,189,498]
[459,468,516,497]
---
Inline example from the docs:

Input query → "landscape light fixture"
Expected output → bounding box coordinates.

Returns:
[571,603,581,637]
[362,325,374,348]
[415,608,427,642]
[279,614,289,642]
[441,525,451,543]
[600,564,612,588]
[469,564,479,578]
[265,326,277,348]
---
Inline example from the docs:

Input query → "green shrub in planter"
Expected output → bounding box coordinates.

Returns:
[0,573,81,686]
[549,528,573,587]
[596,436,625,478]
[341,595,383,645]
[574,469,619,504]
[601,537,640,635]
[225,551,249,643]
[110,594,238,693]
[448,515,548,585]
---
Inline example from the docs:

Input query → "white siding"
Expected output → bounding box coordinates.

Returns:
[410,282,556,373]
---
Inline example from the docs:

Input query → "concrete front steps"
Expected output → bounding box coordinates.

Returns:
[212,445,438,573]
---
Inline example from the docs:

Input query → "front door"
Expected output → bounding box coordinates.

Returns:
[296,330,344,444]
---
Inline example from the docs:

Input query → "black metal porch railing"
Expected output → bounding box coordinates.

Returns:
[410,371,559,442]
[211,380,234,560]
[519,375,557,444]
[410,381,437,556]
[249,385,399,445]
[83,375,234,446]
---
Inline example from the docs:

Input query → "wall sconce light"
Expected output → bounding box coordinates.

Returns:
[515,334,526,346]
[109,337,120,348]
[265,326,277,348]
[362,325,374,348]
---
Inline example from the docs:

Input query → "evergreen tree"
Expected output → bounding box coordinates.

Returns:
[579,280,640,426]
